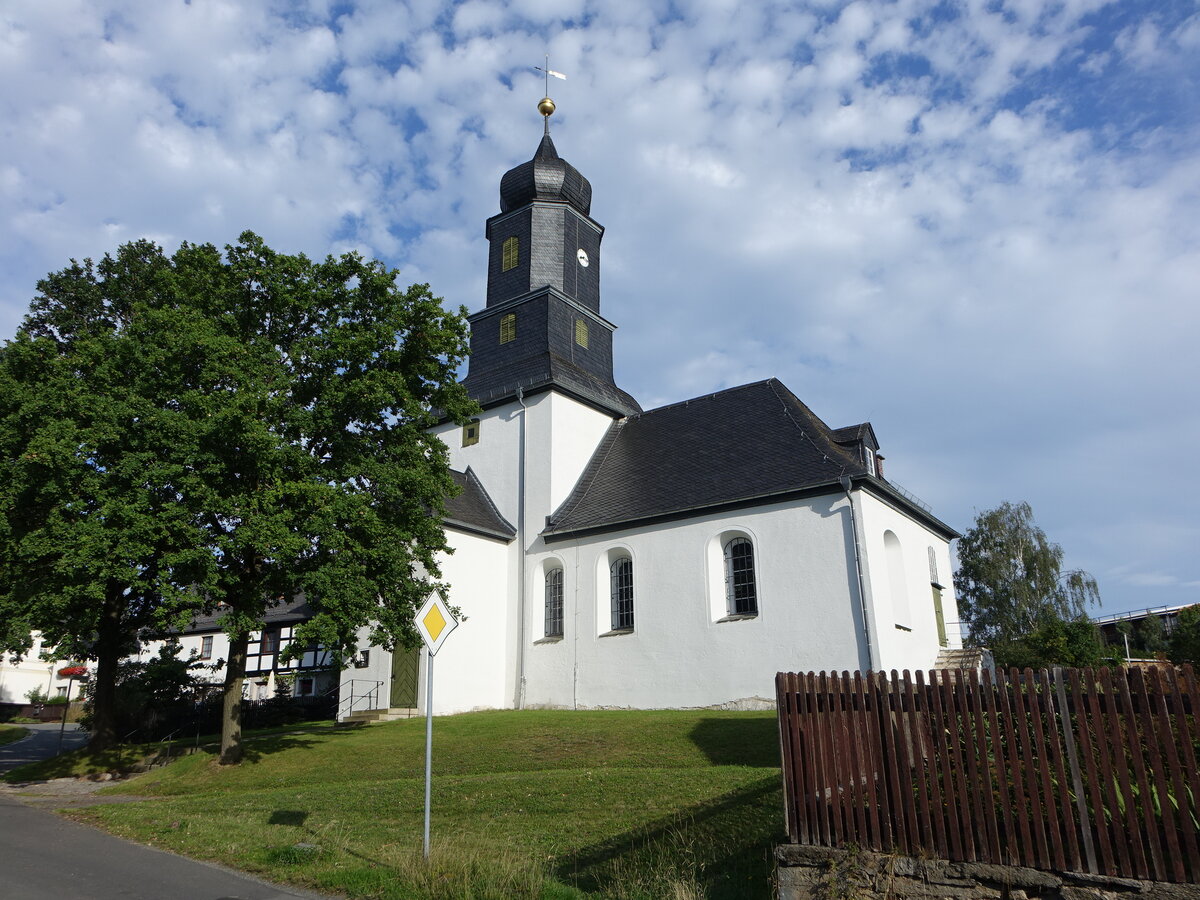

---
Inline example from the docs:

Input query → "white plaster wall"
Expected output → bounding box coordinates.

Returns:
[546,393,616,513]
[856,488,962,673]
[431,397,526,525]
[416,527,514,715]
[522,494,872,710]
[431,391,617,714]
[431,392,617,534]
[347,622,391,713]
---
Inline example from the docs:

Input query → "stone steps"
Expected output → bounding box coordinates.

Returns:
[339,707,419,725]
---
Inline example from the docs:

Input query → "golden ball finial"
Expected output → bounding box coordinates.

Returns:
[538,96,556,117]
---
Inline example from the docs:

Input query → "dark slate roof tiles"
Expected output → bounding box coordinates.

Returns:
[544,379,868,536]
[499,134,593,215]
[445,467,516,540]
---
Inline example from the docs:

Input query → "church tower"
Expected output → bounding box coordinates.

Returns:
[461,99,640,417]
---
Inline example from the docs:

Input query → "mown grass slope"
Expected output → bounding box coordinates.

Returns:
[70,709,784,899]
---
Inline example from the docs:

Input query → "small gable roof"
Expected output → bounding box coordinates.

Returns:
[544,379,868,538]
[831,422,879,452]
[444,467,516,541]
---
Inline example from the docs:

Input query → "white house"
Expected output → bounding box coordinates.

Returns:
[0,633,79,705]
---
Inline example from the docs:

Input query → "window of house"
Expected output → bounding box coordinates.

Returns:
[610,557,634,631]
[500,313,516,344]
[298,677,314,696]
[502,236,519,272]
[261,630,279,655]
[463,419,480,447]
[56,686,67,698]
[199,635,214,660]
[575,318,589,348]
[724,537,758,616]
[545,567,564,638]
[927,546,942,587]
[354,649,370,668]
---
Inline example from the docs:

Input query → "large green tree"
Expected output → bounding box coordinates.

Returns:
[1168,604,1200,665]
[954,501,1103,668]
[0,233,476,760]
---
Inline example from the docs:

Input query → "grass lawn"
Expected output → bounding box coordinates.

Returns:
[0,723,30,746]
[53,710,784,899]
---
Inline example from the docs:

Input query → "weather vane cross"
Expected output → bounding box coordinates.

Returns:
[534,54,566,96]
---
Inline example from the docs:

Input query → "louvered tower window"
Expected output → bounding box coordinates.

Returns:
[501,236,519,272]
[499,313,516,344]
[575,318,589,348]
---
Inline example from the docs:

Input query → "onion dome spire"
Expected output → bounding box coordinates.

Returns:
[498,78,592,216]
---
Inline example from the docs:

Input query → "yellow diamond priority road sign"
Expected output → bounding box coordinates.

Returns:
[415,590,458,656]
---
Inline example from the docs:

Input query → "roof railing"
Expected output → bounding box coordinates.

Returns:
[885,479,932,513]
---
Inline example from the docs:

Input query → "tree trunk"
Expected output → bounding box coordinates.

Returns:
[219,630,249,765]
[87,584,126,752]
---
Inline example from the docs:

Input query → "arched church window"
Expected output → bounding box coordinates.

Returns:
[610,557,634,631]
[885,530,911,629]
[501,236,519,272]
[499,313,516,344]
[723,537,757,615]
[545,567,564,638]
[574,318,589,348]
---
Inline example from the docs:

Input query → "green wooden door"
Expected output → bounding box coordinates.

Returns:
[390,646,420,709]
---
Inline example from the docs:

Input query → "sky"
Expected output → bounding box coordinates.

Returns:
[1,0,1197,619]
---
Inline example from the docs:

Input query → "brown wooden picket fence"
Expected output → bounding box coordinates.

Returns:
[775,666,1200,883]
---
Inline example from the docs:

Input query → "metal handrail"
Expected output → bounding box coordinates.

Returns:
[327,678,384,719]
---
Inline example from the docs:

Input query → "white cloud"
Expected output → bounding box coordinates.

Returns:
[0,0,1197,615]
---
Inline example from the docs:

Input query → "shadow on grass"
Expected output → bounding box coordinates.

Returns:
[268,809,310,826]
[234,726,356,764]
[2,723,351,783]
[555,774,784,899]
[689,716,781,768]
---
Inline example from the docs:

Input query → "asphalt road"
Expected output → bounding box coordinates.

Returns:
[0,723,333,900]
[0,721,89,773]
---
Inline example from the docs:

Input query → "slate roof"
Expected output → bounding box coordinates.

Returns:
[464,347,642,417]
[182,597,315,635]
[543,378,956,539]
[445,467,516,540]
[831,422,879,451]
[499,133,592,215]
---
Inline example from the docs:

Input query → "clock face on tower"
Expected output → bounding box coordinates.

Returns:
[576,248,590,268]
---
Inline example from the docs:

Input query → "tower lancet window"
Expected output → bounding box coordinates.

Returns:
[501,236,519,272]
[499,313,516,344]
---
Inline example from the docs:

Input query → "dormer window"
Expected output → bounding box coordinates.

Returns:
[864,447,876,477]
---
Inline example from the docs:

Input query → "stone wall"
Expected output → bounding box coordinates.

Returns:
[777,844,1200,900]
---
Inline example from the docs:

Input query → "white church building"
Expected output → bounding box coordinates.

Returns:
[28,110,964,721]
[341,113,964,717]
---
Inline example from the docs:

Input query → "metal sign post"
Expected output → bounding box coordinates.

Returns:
[413,590,459,860]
